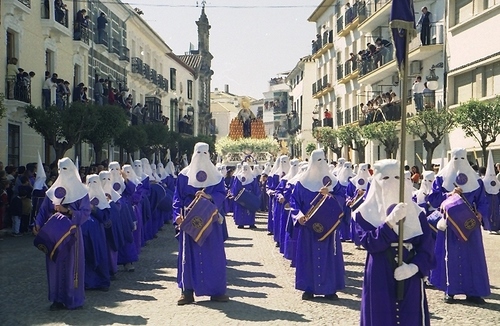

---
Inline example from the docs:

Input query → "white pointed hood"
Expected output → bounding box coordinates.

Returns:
[46,157,88,205]
[123,164,141,186]
[141,158,153,177]
[262,162,272,175]
[166,161,177,178]
[157,162,167,179]
[415,171,435,205]
[86,174,110,210]
[133,160,148,181]
[180,142,222,188]
[438,148,479,193]
[236,162,255,186]
[269,156,281,176]
[298,149,338,192]
[350,163,370,190]
[34,152,47,191]
[337,161,355,186]
[99,171,121,202]
[108,161,125,194]
[283,159,299,181]
[288,162,309,185]
[332,158,346,176]
[483,150,500,194]
[354,159,423,240]
[275,155,291,179]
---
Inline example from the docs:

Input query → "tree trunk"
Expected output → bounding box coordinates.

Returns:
[385,147,393,159]
[94,144,103,165]
[481,145,488,167]
[54,144,70,161]
[425,145,435,171]
[355,142,366,163]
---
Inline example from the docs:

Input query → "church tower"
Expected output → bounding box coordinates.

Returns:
[196,2,213,136]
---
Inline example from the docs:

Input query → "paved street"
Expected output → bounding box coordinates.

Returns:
[1,213,500,326]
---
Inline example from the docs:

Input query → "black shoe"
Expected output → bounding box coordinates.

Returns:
[49,302,65,311]
[466,296,486,305]
[444,295,455,304]
[210,294,229,302]
[302,292,314,300]
[267,232,273,235]
[324,293,339,301]
[237,225,244,229]
[275,242,280,248]
[249,225,257,229]
[177,291,195,305]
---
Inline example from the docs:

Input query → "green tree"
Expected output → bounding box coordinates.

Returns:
[81,104,129,164]
[114,125,148,156]
[313,127,343,158]
[305,143,317,157]
[337,125,368,162]
[25,104,96,161]
[455,97,500,163]
[140,123,171,157]
[362,121,399,159]
[0,94,6,125]
[406,108,455,170]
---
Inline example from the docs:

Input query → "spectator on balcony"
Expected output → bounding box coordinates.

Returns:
[108,88,116,105]
[375,37,392,65]
[345,3,353,24]
[132,103,143,125]
[54,0,67,25]
[81,87,89,103]
[390,91,399,102]
[94,78,104,106]
[412,76,425,112]
[357,50,369,75]
[423,82,434,109]
[74,9,87,40]
[42,71,51,108]
[6,58,19,100]
[73,83,83,102]
[55,79,67,109]
[97,12,108,44]
[142,105,150,124]
[417,7,432,46]
[20,71,35,103]
[324,109,332,120]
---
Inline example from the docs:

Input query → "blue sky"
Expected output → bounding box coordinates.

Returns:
[139,0,317,99]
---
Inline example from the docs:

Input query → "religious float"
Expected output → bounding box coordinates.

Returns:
[215,100,279,166]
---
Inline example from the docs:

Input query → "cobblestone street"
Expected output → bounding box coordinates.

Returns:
[1,213,500,326]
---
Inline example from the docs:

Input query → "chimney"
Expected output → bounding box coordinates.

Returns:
[224,84,229,93]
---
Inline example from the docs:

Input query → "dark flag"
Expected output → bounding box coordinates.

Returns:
[390,0,416,74]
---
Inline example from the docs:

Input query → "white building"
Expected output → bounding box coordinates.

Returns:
[285,55,318,159]
[308,0,446,165]
[446,0,500,164]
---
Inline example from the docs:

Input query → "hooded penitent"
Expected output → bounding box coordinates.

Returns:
[437,148,479,193]
[46,157,88,205]
[179,142,222,188]
[298,150,338,192]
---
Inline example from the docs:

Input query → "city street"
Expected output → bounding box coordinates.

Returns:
[1,213,500,326]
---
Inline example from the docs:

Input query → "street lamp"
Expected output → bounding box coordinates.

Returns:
[426,63,443,91]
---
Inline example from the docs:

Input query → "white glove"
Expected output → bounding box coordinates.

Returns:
[394,262,419,281]
[437,217,447,231]
[385,203,407,228]
[266,190,275,196]
[218,213,224,225]
[133,221,137,231]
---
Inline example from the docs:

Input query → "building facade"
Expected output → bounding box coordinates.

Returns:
[308,0,446,165]
[285,55,317,159]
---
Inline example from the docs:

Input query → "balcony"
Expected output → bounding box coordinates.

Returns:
[131,57,144,75]
[323,118,333,128]
[40,2,71,38]
[338,4,367,37]
[337,110,344,127]
[362,101,403,125]
[311,30,334,59]
[358,24,444,85]
[339,60,359,84]
[337,64,344,81]
[312,75,333,99]
[358,0,392,33]
[73,25,90,45]
[120,47,130,62]
[5,0,31,16]
[151,69,158,85]
[95,30,109,47]
[5,78,32,105]
[111,39,121,57]
[143,64,151,80]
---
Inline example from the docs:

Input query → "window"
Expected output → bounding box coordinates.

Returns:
[454,71,474,104]
[454,0,474,25]
[170,68,177,90]
[6,30,17,62]
[8,124,20,167]
[187,80,193,99]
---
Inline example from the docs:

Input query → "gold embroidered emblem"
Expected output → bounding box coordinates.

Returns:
[192,217,204,229]
[464,218,477,230]
[313,223,324,233]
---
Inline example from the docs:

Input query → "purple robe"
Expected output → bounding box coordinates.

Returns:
[338,184,351,241]
[483,192,500,231]
[81,207,110,289]
[346,182,361,246]
[428,176,490,297]
[118,181,139,265]
[356,211,434,326]
[35,195,91,309]
[173,174,227,296]
[266,174,279,233]
[231,178,260,227]
[290,182,346,295]
[274,178,289,251]
[283,182,298,265]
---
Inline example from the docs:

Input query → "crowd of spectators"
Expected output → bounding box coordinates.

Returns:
[6,57,36,103]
